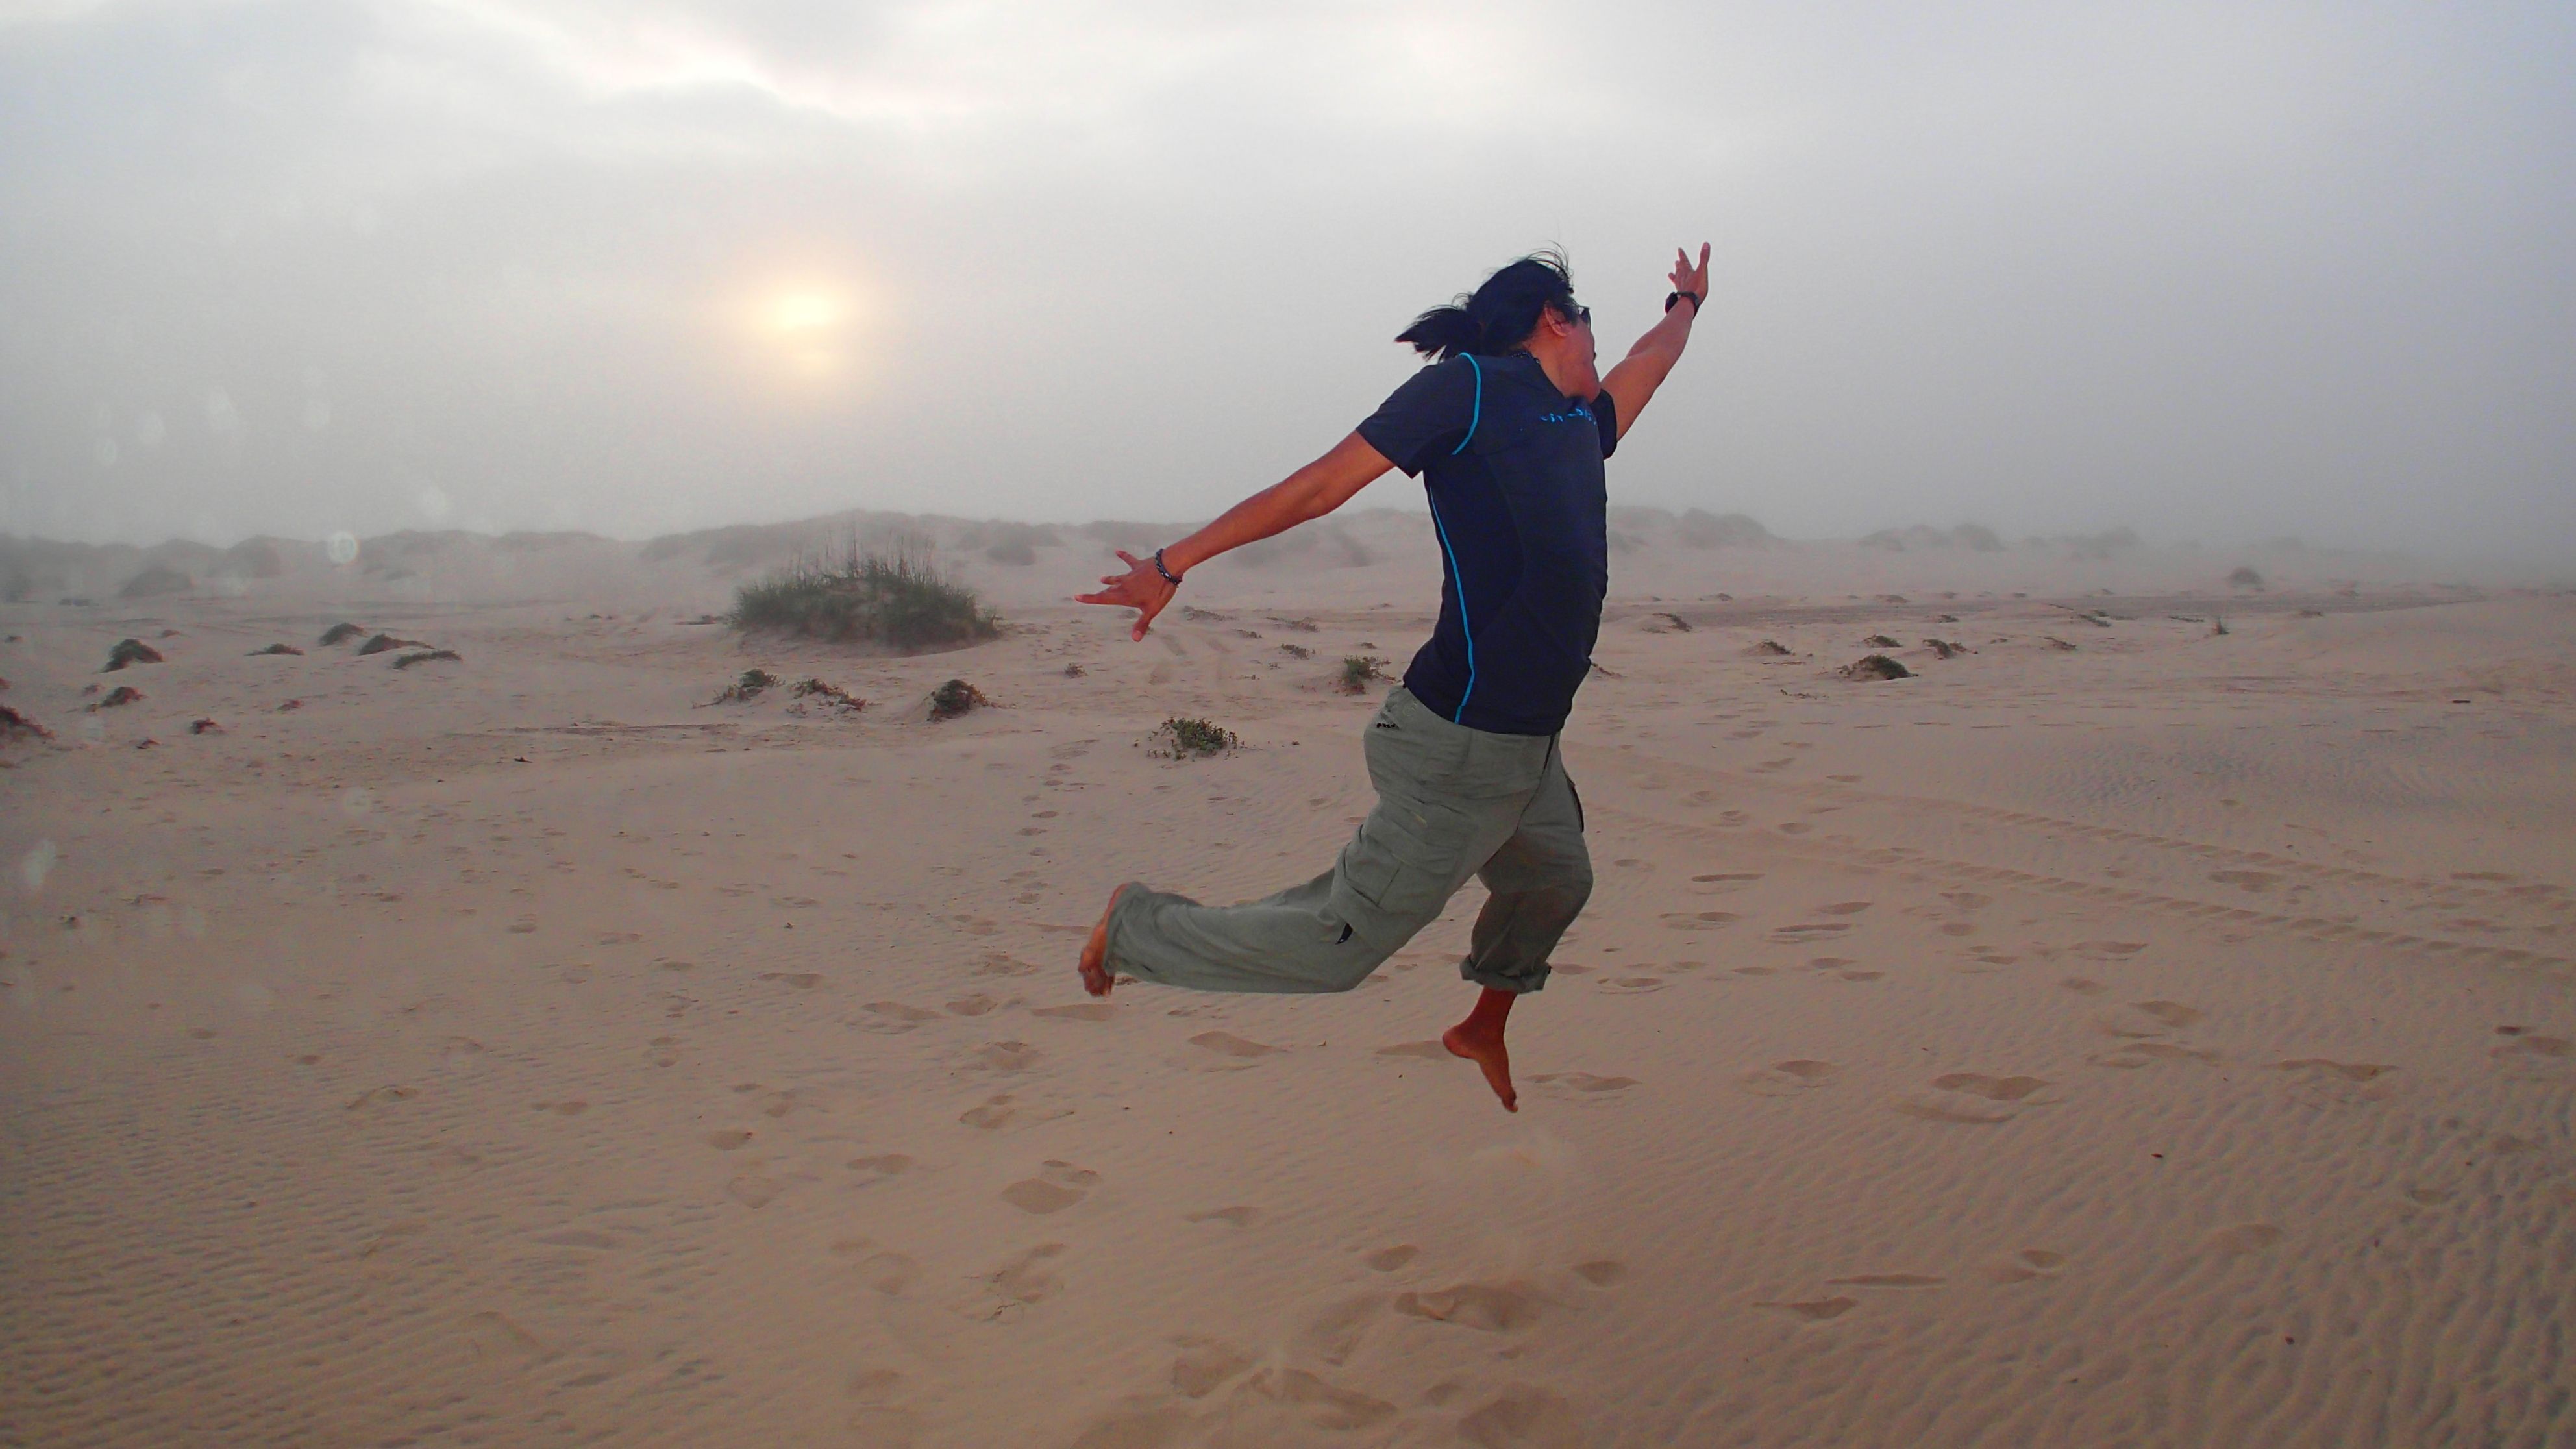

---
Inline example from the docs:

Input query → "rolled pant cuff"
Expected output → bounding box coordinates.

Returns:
[1460,958,1549,994]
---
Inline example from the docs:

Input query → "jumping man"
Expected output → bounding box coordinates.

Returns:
[1075,245,1711,1111]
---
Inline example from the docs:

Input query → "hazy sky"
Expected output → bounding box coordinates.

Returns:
[4,1,2571,558]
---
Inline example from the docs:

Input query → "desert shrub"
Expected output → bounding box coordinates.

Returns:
[91,685,145,708]
[1337,656,1389,694]
[1154,717,1239,758]
[1840,654,1911,680]
[251,643,304,656]
[104,638,164,671]
[711,669,778,703]
[391,649,462,669]
[928,679,989,719]
[789,677,864,713]
[1748,640,1793,657]
[357,632,427,656]
[0,704,54,740]
[1864,634,1900,648]
[732,539,998,652]
[1278,643,1313,660]
[1923,639,1967,659]
[319,622,365,646]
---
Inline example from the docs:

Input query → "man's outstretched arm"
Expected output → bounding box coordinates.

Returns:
[1074,430,1394,640]
[1600,243,1711,441]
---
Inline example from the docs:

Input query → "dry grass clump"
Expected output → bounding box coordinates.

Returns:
[1747,640,1794,658]
[1278,643,1313,660]
[90,685,146,709]
[1152,717,1239,758]
[928,679,989,719]
[1922,639,1968,660]
[2042,636,2079,651]
[190,717,223,735]
[789,678,864,714]
[732,539,998,652]
[319,622,365,646]
[1863,634,1901,648]
[1337,656,1389,693]
[391,649,462,669]
[251,643,304,656]
[710,668,778,704]
[105,638,164,671]
[356,632,428,656]
[1644,612,1692,634]
[1840,654,1913,681]
[1271,617,1321,633]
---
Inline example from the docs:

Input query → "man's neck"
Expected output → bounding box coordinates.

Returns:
[1520,343,1595,401]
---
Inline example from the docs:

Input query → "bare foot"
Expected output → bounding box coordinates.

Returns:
[1078,884,1130,997]
[1443,987,1518,1111]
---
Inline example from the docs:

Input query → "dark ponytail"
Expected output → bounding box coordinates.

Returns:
[1396,249,1579,361]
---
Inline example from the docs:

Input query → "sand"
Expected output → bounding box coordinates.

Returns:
[2,525,2572,1447]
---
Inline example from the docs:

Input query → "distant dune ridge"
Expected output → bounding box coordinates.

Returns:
[0,507,2499,617]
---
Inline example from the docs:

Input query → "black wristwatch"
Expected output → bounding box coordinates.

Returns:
[1665,290,1703,314]
[1152,547,1183,586]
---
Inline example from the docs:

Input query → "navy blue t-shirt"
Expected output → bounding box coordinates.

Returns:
[1356,352,1618,737]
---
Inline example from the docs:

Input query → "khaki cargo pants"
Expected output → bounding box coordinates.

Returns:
[1104,686,1591,995]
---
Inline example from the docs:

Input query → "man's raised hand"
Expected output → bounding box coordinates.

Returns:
[1670,243,1711,306]
[1074,549,1178,641]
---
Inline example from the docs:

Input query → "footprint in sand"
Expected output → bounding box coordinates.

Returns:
[847,1153,912,1185]
[2059,976,2106,995]
[2492,1034,2575,1082]
[984,1237,1066,1304]
[2209,870,2279,893]
[1826,1272,1945,1289]
[975,1040,1041,1072]
[1738,1059,1839,1096]
[1296,1293,1387,1366]
[1600,975,1667,994]
[1659,911,1742,931]
[962,1095,1019,1129]
[1365,1245,1419,1271]
[2405,1187,2456,1206]
[1182,1031,1282,1071]
[1376,1040,1449,1061]
[762,971,822,990]
[1985,1248,2066,1283]
[1185,1206,1260,1227]
[1755,1296,1857,1322]
[643,1037,680,1067]
[1530,1072,1638,1098]
[1766,922,1850,944]
[2271,1058,2397,1105]
[1894,1073,2051,1124]
[863,1001,939,1034]
[1571,1259,1628,1287]
[945,994,1000,1016]
[1815,901,1873,916]
[830,1237,917,1294]
[595,931,641,945]
[2097,1000,2202,1038]
[704,1128,754,1150]
[1693,872,1763,888]
[2091,1041,2221,1070]
[2205,1222,2284,1256]
[2073,940,2149,962]
[1458,1385,1583,1449]
[727,1172,783,1209]
[1032,1003,1117,1022]
[1170,1337,1257,1398]
[1002,1159,1100,1215]
[1392,1282,1542,1333]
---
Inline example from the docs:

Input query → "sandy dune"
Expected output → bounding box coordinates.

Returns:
[2,537,2572,1446]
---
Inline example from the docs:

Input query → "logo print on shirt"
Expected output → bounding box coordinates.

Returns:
[1535,404,1595,425]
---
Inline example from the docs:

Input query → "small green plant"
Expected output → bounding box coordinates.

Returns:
[732,536,998,652]
[711,668,778,703]
[1337,656,1387,694]
[928,678,989,719]
[1154,717,1239,758]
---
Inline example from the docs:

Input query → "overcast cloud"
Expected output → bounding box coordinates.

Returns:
[3,1,2570,558]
